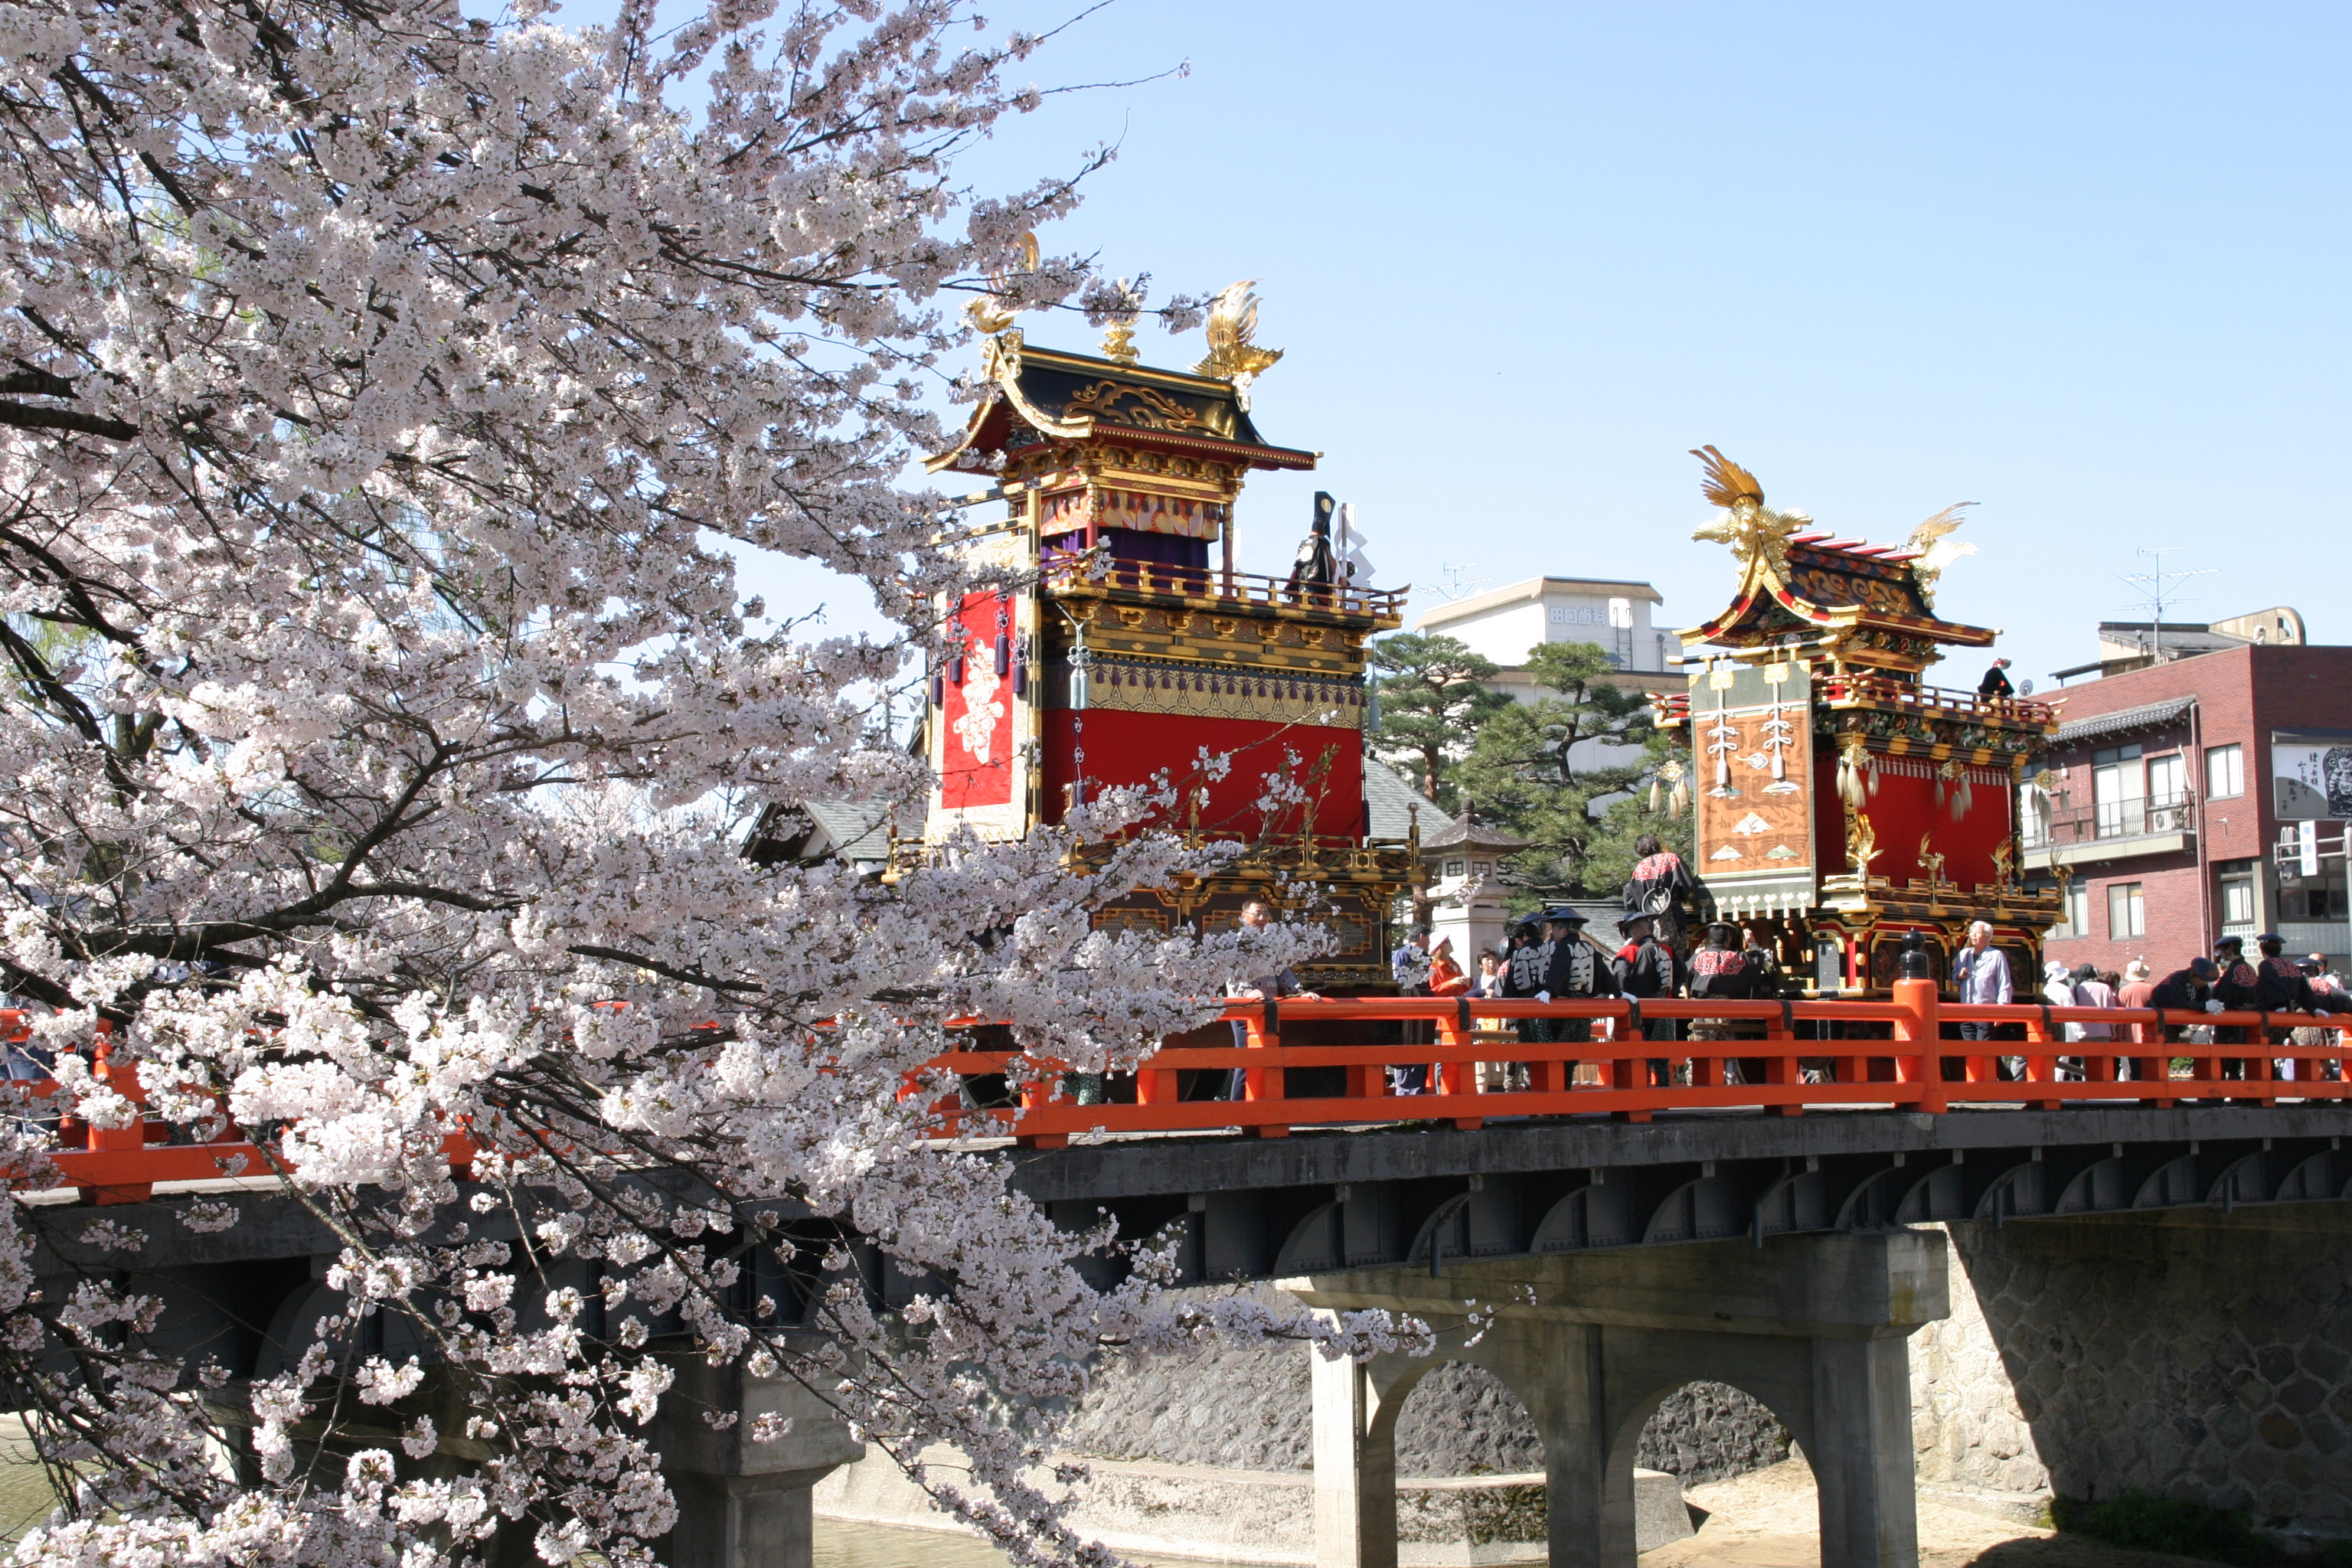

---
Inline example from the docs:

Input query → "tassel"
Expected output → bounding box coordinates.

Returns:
[1670,776,1690,819]
[1649,777,1663,812]
[948,650,965,686]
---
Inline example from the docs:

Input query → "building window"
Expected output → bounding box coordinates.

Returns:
[2206,743,2243,799]
[2092,743,2143,838]
[2108,882,2146,939]
[1470,861,1491,877]
[2220,876,2256,929]
[1444,859,1465,878]
[2053,881,2089,939]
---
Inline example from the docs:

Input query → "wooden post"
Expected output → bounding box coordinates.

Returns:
[1892,978,1945,1113]
[1244,1002,1289,1138]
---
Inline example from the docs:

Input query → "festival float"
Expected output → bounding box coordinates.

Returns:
[1659,449,2062,995]
[909,285,1414,988]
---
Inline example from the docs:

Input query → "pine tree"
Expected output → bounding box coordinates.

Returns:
[1367,632,1514,809]
[1456,640,1676,900]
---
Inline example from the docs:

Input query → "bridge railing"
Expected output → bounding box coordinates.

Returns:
[0,1011,480,1205]
[912,984,2352,1147]
[9,986,2352,1197]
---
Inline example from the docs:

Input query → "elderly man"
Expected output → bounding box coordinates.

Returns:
[1952,922,2012,1030]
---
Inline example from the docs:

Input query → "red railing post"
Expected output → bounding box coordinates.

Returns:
[1243,1001,1289,1139]
[2020,1012,2062,1112]
[78,1046,154,1205]
[1436,1000,1480,1132]
[1014,1060,1068,1150]
[1764,1008,1803,1118]
[1893,978,1945,1113]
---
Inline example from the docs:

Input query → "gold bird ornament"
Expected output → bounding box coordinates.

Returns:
[1905,501,1979,607]
[965,232,1040,336]
[1194,280,1284,407]
[1690,446,1807,578]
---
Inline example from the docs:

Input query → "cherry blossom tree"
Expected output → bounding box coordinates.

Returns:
[0,2,1423,1563]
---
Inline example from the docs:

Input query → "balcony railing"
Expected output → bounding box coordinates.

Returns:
[1042,558,1406,621]
[2024,795,2196,854]
[1818,674,2057,728]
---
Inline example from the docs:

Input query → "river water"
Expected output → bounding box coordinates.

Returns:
[0,1451,1178,1566]
[817,1517,1190,1566]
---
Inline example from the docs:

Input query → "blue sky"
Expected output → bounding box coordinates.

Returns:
[719,2,2350,692]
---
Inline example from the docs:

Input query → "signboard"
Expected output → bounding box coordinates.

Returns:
[926,526,1036,841]
[1690,658,1816,913]
[939,590,1016,809]
[2273,733,2352,821]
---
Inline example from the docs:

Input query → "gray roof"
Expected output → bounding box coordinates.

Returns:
[1364,758,1456,843]
[746,799,903,868]
[1421,815,1530,853]
[802,801,899,863]
[2051,697,2196,747]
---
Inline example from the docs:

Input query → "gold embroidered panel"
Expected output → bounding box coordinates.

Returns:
[1039,485,1227,541]
[1060,656,1367,729]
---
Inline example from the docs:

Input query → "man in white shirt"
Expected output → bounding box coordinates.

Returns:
[1952,921,2012,1040]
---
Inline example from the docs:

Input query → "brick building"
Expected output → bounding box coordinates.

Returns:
[2028,636,2352,976]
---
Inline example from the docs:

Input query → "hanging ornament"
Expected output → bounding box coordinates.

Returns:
[1655,757,1690,819]
[1836,736,1875,810]
[1938,759,1973,821]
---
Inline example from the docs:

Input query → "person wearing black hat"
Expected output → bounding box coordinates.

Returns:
[1978,658,2014,699]
[2256,933,2315,1014]
[2212,934,2261,1070]
[1617,914,1679,1008]
[2252,933,2316,1066]
[1687,920,1759,1001]
[1501,912,1550,1047]
[2152,957,2223,1047]
[1527,908,1619,1046]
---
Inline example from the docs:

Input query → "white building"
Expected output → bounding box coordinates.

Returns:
[1414,577,1681,679]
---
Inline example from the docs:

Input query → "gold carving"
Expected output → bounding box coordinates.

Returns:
[965,232,1039,336]
[1990,837,2016,892]
[1847,809,1880,874]
[1904,503,1978,609]
[1063,380,1208,433]
[1690,446,1805,582]
[1918,832,1949,888]
[1193,281,1283,408]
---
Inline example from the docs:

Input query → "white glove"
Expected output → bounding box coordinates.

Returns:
[2204,999,2224,1014]
[1536,991,1551,1004]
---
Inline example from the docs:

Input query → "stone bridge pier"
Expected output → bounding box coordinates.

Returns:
[1290,1230,1949,1568]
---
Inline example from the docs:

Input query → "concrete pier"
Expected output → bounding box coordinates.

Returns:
[1291,1229,1948,1568]
[655,1341,864,1568]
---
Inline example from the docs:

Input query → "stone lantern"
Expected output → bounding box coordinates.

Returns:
[1418,812,1530,969]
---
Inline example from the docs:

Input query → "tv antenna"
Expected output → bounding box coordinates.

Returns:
[2115,547,2215,662]
[1431,563,1494,603]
